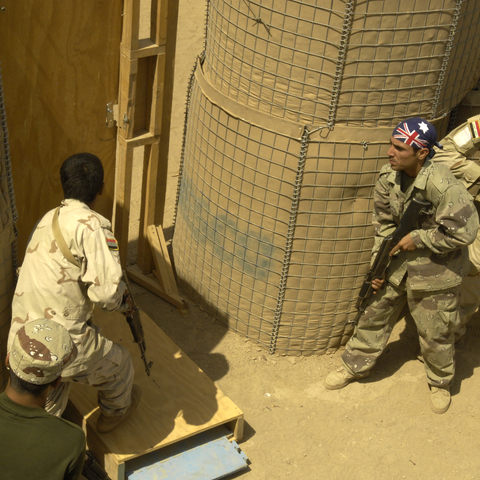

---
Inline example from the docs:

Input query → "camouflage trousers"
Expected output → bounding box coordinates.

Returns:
[457,272,480,341]
[342,280,460,387]
[46,342,135,417]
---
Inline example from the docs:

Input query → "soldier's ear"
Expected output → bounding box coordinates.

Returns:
[5,352,9,369]
[418,147,430,160]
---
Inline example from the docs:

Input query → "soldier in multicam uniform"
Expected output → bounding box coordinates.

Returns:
[0,319,85,479]
[324,118,479,414]
[8,152,141,433]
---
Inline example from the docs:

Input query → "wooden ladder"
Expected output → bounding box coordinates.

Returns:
[113,0,187,312]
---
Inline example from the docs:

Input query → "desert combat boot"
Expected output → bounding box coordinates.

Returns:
[96,384,142,433]
[430,385,451,414]
[324,366,369,390]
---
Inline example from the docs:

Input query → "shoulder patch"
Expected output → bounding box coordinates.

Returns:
[106,238,119,251]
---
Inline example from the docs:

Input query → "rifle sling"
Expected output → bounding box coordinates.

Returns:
[52,207,81,268]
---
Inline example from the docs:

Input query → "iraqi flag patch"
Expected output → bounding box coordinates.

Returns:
[106,237,119,251]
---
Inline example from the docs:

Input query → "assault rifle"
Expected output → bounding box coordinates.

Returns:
[122,272,153,376]
[350,197,431,325]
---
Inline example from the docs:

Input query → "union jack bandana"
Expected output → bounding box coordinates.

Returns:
[392,117,443,158]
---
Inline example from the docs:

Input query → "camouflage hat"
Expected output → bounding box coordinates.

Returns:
[9,319,77,385]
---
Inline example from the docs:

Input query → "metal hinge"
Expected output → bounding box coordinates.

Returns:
[106,102,118,128]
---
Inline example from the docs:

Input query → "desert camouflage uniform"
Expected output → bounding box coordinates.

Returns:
[8,199,134,416]
[343,159,478,387]
[433,123,480,340]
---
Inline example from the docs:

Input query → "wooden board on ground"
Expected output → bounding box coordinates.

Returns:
[70,307,244,480]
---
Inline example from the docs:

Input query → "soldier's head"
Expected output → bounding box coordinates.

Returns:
[387,118,443,177]
[60,153,105,205]
[7,319,77,397]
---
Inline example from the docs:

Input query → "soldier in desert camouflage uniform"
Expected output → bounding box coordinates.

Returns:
[324,118,479,415]
[8,153,141,433]
[433,115,480,342]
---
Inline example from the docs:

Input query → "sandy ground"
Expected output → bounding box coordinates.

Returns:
[130,1,480,479]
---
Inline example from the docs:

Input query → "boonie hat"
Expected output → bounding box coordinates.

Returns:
[9,319,77,384]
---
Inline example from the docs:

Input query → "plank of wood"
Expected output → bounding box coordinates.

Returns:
[121,40,165,59]
[121,0,140,51]
[69,307,243,478]
[127,264,188,312]
[113,143,134,269]
[147,224,178,295]
[136,143,158,271]
[150,53,166,136]
[118,54,138,139]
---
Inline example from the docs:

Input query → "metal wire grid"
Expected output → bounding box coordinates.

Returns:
[0,241,14,389]
[0,60,16,388]
[172,77,386,354]
[174,80,300,348]
[203,0,480,127]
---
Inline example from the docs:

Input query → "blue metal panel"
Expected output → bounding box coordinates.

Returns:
[126,426,248,480]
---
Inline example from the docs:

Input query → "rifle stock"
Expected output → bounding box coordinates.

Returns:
[350,197,431,325]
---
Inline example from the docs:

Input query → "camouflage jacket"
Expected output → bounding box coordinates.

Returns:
[372,159,479,291]
[8,199,125,376]
[433,124,480,272]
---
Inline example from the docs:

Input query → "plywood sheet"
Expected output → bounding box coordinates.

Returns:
[0,1,123,259]
[70,307,243,470]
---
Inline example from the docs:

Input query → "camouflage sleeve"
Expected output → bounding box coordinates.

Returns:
[410,183,479,254]
[81,225,125,311]
[371,172,397,257]
[433,136,480,189]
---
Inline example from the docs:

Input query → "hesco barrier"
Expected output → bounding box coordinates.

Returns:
[172,1,480,355]
[203,0,480,126]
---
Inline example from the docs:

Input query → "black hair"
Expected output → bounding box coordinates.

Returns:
[9,369,51,397]
[60,153,104,204]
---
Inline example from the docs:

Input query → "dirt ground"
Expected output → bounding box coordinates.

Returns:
[130,2,480,479]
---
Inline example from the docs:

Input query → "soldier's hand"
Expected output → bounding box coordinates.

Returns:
[118,291,135,315]
[372,275,385,293]
[389,233,417,256]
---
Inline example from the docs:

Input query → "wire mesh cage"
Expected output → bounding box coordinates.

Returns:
[0,60,18,388]
[173,0,480,355]
[203,0,480,126]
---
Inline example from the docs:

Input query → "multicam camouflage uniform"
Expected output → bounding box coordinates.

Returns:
[343,159,479,387]
[433,121,480,340]
[8,199,134,416]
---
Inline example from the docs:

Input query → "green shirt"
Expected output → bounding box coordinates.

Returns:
[0,392,86,480]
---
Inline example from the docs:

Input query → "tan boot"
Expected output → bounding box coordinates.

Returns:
[96,384,142,434]
[324,366,369,390]
[430,386,451,414]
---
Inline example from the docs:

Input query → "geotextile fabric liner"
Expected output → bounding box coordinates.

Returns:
[204,0,480,127]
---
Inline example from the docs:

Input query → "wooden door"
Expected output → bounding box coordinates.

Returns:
[0,1,123,259]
